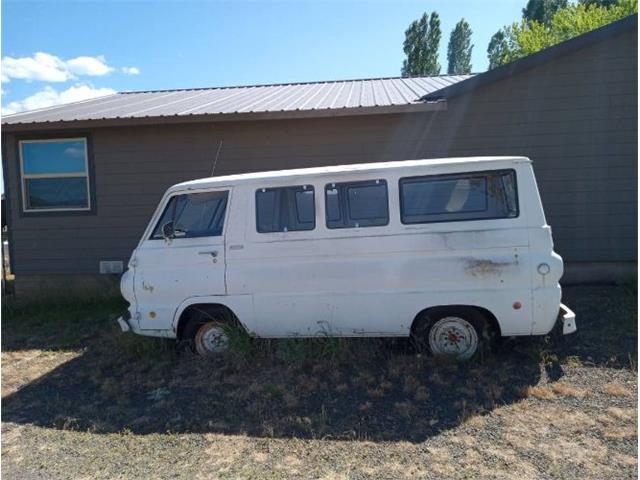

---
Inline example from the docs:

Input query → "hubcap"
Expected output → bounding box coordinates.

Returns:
[194,322,229,356]
[428,316,478,360]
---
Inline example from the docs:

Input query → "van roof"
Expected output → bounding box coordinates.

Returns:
[172,156,531,191]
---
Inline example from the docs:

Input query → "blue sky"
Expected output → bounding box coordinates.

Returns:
[1,0,525,115]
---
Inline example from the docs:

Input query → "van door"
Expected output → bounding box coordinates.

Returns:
[132,189,230,331]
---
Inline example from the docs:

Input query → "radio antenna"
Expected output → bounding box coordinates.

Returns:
[210,139,223,177]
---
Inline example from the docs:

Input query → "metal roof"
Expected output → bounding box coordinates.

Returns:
[2,75,473,127]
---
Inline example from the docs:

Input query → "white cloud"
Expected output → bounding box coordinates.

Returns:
[2,84,116,115]
[121,66,140,75]
[2,52,70,82]
[1,52,115,83]
[66,55,114,76]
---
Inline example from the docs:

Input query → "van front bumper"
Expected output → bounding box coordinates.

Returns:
[117,310,132,332]
[559,303,577,335]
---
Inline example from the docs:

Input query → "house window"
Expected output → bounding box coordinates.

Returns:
[325,179,389,229]
[151,191,229,239]
[399,169,518,224]
[19,138,91,212]
[256,185,315,233]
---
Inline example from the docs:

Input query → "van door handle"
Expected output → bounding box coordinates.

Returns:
[198,250,218,257]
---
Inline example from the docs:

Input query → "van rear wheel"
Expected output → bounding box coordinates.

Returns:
[413,307,492,361]
[182,313,229,356]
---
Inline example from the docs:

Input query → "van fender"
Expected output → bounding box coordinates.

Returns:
[172,294,255,335]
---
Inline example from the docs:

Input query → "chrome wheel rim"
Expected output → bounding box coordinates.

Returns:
[428,316,478,360]
[194,323,229,356]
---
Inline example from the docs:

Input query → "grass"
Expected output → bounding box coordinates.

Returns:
[603,382,633,397]
[2,295,128,350]
[1,284,638,479]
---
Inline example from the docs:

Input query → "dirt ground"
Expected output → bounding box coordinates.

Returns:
[1,285,637,479]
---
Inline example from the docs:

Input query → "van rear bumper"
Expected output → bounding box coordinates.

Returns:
[559,303,577,335]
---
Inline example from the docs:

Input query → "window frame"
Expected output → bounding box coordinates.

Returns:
[255,184,316,234]
[18,137,92,213]
[398,169,519,225]
[324,178,390,229]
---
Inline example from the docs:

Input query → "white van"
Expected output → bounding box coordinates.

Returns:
[117,157,576,360]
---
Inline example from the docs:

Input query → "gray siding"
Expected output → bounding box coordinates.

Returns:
[3,26,637,275]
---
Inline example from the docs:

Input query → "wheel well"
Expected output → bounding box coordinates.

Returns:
[410,305,502,338]
[176,303,239,340]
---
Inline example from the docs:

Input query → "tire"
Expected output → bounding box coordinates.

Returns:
[412,307,494,361]
[182,310,229,356]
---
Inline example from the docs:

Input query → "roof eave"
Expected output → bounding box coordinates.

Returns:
[1,100,447,133]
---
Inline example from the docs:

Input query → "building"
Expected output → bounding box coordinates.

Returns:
[2,15,637,296]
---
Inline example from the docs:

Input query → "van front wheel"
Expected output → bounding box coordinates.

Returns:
[413,308,491,361]
[183,314,229,356]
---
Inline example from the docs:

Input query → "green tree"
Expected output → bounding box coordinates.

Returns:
[447,19,474,74]
[487,29,514,69]
[488,0,637,68]
[522,0,568,25]
[401,12,442,76]
[579,0,620,6]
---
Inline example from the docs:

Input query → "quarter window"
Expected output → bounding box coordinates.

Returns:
[151,191,229,239]
[399,170,518,224]
[256,185,315,233]
[325,179,389,229]
[19,138,90,212]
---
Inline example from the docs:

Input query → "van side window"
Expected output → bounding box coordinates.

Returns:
[151,191,229,239]
[399,170,518,224]
[325,179,389,229]
[256,185,315,233]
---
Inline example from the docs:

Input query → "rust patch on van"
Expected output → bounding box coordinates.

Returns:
[464,259,513,277]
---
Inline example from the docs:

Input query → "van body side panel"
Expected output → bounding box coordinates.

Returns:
[228,231,533,337]
[226,163,537,338]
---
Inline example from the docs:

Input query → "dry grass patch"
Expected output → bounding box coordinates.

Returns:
[366,387,386,398]
[424,446,457,477]
[603,382,633,397]
[522,385,556,400]
[604,407,636,422]
[334,382,349,393]
[295,374,318,394]
[283,393,299,409]
[613,453,638,467]
[414,386,429,401]
[550,382,588,399]
[403,375,420,393]
[464,414,487,429]
[604,427,638,439]
[393,401,416,418]
[547,437,610,471]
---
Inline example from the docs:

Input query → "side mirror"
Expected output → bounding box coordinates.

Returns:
[161,221,175,239]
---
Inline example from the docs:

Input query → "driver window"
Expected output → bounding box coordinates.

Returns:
[150,191,229,239]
